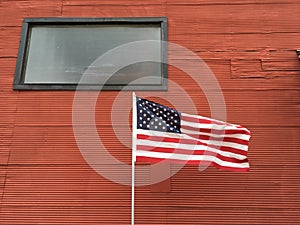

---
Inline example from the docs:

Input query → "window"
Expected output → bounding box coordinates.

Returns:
[13,17,168,90]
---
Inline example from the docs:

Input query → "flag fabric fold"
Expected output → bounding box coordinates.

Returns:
[133,95,251,172]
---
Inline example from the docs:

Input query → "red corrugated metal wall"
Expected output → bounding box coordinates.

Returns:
[0,0,299,224]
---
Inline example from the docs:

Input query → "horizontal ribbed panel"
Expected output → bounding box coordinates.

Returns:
[0,0,300,224]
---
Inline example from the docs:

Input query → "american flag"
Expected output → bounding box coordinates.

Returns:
[133,95,251,172]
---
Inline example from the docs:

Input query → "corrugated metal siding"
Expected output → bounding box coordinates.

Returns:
[0,0,299,224]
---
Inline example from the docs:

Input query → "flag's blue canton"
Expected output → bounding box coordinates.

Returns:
[136,97,181,133]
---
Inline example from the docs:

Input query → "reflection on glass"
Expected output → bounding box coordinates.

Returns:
[24,25,162,85]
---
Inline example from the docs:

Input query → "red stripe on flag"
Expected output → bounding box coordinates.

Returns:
[183,133,249,146]
[137,134,200,144]
[137,134,247,156]
[181,125,251,136]
[181,115,226,125]
[136,145,248,163]
[136,156,250,172]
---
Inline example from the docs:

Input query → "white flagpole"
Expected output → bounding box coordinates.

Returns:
[131,92,137,225]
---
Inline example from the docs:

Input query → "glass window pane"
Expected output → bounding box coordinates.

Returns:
[24,25,162,85]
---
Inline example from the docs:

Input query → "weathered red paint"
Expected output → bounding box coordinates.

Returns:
[0,0,299,224]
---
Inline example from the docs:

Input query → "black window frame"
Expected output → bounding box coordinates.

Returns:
[13,17,168,91]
